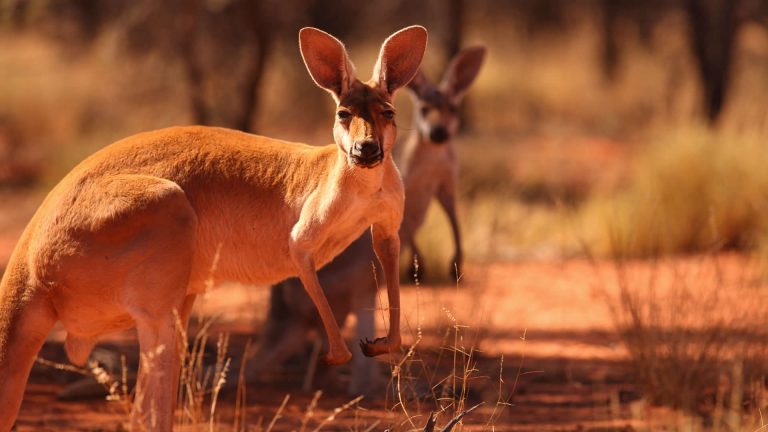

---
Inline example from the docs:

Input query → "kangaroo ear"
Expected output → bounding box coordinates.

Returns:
[407,69,432,97]
[299,27,356,101]
[372,26,428,95]
[440,46,486,102]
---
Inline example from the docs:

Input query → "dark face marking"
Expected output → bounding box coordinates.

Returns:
[414,88,459,145]
[334,82,397,168]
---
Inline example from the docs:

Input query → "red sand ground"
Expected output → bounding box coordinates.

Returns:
[7,252,763,431]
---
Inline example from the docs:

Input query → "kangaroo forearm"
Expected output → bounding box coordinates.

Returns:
[372,230,402,345]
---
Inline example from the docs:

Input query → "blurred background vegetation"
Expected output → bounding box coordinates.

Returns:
[7,2,768,427]
[2,0,768,264]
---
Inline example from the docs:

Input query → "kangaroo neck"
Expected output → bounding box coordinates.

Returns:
[332,147,389,196]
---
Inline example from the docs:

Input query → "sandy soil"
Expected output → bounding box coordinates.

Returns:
[6,251,763,431]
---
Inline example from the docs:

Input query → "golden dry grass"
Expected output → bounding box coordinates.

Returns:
[598,254,768,430]
[579,126,768,258]
[6,8,768,431]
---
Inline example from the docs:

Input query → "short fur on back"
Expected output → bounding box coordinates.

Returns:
[0,26,428,430]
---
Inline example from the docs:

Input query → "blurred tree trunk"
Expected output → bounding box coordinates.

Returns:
[685,0,739,124]
[308,0,363,40]
[233,0,273,133]
[177,0,274,132]
[443,0,473,131]
[233,35,271,133]
[179,0,209,126]
[444,0,464,61]
[600,0,620,82]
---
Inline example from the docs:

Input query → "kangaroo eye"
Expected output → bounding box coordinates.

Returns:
[382,109,395,120]
[337,110,351,120]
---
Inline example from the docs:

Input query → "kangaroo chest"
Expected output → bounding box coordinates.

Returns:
[401,144,456,217]
[311,192,380,269]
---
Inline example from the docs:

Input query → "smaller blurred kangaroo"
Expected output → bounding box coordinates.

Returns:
[250,46,487,395]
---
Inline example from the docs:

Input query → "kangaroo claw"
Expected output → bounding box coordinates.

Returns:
[359,337,398,357]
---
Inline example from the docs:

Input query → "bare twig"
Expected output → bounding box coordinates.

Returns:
[422,402,484,432]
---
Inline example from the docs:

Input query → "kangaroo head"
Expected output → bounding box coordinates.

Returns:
[300,26,428,169]
[407,46,486,145]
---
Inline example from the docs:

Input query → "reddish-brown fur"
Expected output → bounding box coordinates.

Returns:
[252,46,486,396]
[0,26,427,431]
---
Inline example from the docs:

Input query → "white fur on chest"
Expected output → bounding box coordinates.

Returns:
[312,193,376,268]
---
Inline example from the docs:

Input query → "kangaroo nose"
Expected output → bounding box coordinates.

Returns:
[429,126,449,143]
[353,140,381,159]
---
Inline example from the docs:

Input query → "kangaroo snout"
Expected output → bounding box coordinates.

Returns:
[429,126,449,144]
[350,139,383,167]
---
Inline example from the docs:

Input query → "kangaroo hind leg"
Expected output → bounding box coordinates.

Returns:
[80,174,198,431]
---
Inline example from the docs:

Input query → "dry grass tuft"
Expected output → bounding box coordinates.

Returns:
[602,254,768,428]
[375,262,519,431]
[581,127,768,258]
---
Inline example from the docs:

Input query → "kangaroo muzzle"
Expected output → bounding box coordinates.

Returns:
[349,139,383,168]
[429,126,449,144]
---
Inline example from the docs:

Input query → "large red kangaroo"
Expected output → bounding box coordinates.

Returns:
[251,46,486,395]
[0,26,427,430]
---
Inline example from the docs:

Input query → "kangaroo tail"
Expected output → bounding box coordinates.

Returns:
[0,254,56,430]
